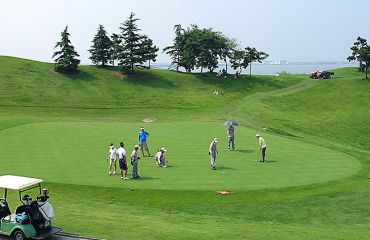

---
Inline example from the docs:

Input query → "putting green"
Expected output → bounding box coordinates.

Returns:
[0,122,361,191]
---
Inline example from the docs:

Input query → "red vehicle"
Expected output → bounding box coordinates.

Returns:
[309,71,334,79]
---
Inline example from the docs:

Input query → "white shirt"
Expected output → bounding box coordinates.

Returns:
[116,147,126,160]
[109,147,117,160]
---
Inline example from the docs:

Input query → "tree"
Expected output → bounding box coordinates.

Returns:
[229,47,269,77]
[348,36,368,72]
[245,47,269,77]
[118,12,145,72]
[163,24,184,72]
[141,35,159,68]
[109,33,122,67]
[218,35,237,74]
[53,26,80,73]
[89,24,112,66]
[230,49,248,74]
[357,45,370,79]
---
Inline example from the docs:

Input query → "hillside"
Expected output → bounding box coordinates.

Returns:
[0,56,369,150]
[1,56,370,239]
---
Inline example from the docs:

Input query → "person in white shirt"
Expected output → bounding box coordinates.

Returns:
[209,138,218,170]
[155,147,167,168]
[130,145,141,179]
[107,143,117,175]
[116,142,129,180]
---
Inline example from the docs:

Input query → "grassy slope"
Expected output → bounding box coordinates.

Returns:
[1,56,370,239]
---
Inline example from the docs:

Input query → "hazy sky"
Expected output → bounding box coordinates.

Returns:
[1,0,369,64]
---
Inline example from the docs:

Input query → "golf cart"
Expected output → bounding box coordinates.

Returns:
[309,71,334,79]
[0,175,62,240]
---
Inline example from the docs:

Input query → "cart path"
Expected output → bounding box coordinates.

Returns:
[2,233,103,240]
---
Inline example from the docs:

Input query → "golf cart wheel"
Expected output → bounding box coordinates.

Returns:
[13,230,26,240]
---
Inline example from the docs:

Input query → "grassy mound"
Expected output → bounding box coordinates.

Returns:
[0,56,369,239]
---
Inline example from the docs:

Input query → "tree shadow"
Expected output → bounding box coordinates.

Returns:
[124,70,175,89]
[64,70,98,81]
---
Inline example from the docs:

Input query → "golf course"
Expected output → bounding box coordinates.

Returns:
[0,56,370,239]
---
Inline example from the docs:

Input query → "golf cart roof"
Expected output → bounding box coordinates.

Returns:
[0,175,43,190]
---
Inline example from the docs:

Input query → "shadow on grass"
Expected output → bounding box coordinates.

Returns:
[132,176,158,181]
[124,71,175,89]
[237,149,255,154]
[192,72,286,93]
[62,70,98,81]
[217,166,235,170]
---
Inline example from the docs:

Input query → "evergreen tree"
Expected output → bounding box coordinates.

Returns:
[141,35,159,68]
[118,12,145,72]
[89,24,112,66]
[53,26,80,73]
[109,33,122,67]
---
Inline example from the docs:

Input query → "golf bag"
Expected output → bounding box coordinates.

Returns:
[0,199,11,219]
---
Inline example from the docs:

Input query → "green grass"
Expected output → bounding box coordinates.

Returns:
[0,56,370,239]
[0,122,360,191]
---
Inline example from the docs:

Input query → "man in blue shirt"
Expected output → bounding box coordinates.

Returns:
[138,127,153,157]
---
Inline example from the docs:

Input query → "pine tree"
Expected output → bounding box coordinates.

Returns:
[110,33,122,67]
[89,25,112,66]
[118,12,145,72]
[141,35,159,68]
[53,26,80,73]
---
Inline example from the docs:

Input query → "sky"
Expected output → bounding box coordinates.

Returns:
[0,0,369,64]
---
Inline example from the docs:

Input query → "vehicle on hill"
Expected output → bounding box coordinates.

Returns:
[0,175,62,240]
[309,71,334,79]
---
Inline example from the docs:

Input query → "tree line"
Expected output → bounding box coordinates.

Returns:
[53,12,158,73]
[348,36,370,79]
[53,12,269,76]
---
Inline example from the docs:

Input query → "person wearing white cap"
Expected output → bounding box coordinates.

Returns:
[138,127,153,157]
[155,147,167,168]
[256,134,267,162]
[209,138,218,170]
[107,143,117,175]
[131,145,141,179]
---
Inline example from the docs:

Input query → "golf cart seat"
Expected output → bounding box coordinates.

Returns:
[0,198,11,219]
[15,204,27,215]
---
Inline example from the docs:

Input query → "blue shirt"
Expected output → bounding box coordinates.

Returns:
[138,131,149,142]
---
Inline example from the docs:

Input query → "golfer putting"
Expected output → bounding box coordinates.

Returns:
[209,138,218,170]
[256,134,267,162]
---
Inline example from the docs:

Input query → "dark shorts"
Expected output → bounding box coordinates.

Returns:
[119,159,127,170]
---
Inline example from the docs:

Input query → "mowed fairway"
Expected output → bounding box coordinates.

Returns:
[0,121,360,190]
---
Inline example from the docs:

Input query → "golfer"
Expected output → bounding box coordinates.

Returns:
[227,126,235,151]
[155,147,167,168]
[107,143,117,175]
[256,134,267,162]
[138,127,153,157]
[116,142,129,180]
[131,145,141,179]
[209,138,218,170]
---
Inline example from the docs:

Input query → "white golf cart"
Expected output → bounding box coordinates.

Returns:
[0,175,62,240]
